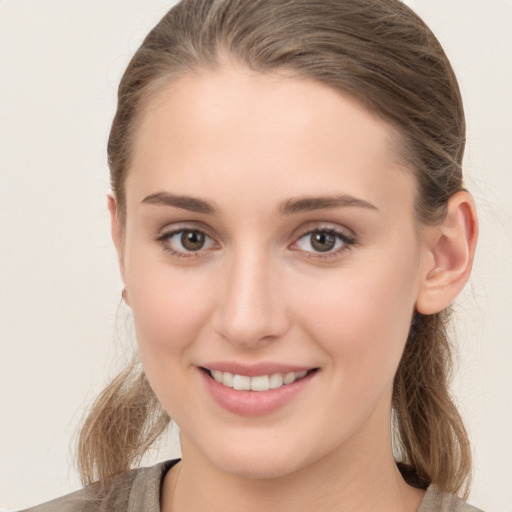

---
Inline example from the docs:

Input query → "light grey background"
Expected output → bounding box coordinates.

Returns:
[0,1,511,510]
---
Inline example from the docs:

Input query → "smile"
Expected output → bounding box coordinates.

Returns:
[200,365,319,416]
[206,369,312,391]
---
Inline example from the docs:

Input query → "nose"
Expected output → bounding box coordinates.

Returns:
[211,249,290,349]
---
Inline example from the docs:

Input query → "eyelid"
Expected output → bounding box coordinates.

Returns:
[292,222,356,243]
[153,221,356,260]
[289,225,357,259]
[155,219,219,243]
[157,218,214,234]
[155,225,218,258]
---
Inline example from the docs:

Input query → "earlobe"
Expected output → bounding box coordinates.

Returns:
[107,194,126,284]
[416,191,478,315]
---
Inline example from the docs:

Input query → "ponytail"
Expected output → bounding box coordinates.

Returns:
[393,310,471,497]
[77,358,169,485]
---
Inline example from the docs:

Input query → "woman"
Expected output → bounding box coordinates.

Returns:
[23,0,482,510]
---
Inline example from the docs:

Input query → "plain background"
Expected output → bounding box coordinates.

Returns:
[0,1,511,510]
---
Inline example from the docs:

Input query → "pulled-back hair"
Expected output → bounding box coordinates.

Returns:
[79,0,471,495]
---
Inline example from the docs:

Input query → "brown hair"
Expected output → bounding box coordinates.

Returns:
[78,0,471,496]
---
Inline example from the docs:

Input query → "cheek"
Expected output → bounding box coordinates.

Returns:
[124,252,215,366]
[126,265,219,418]
[294,254,419,385]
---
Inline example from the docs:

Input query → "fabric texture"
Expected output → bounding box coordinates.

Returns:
[20,459,484,512]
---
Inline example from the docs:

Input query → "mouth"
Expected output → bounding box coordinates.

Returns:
[201,367,319,392]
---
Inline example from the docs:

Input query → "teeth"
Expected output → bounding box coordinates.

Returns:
[269,373,284,389]
[222,372,233,387]
[283,372,296,385]
[209,369,309,391]
[232,374,251,391]
[250,375,270,391]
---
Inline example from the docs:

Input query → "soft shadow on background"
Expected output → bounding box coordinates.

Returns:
[0,1,511,510]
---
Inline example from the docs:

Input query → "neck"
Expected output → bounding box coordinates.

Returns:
[162,427,424,512]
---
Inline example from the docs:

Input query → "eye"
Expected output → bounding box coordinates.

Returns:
[293,228,354,255]
[156,228,216,256]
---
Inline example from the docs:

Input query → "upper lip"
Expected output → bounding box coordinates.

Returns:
[200,362,316,377]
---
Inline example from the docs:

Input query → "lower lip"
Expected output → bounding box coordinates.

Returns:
[200,369,317,416]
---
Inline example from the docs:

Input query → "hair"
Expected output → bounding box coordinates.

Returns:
[78,0,471,497]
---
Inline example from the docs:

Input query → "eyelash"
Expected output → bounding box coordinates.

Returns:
[292,228,356,260]
[154,226,356,260]
[155,228,216,259]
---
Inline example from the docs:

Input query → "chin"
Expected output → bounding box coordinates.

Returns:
[217,457,300,480]
[202,439,318,481]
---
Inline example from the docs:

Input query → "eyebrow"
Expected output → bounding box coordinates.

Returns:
[141,191,378,216]
[142,192,219,215]
[279,195,378,215]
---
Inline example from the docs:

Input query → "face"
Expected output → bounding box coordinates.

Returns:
[116,66,431,479]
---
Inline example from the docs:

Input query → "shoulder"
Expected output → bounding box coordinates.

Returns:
[419,485,485,512]
[19,460,176,512]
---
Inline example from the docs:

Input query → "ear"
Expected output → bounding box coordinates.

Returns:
[416,191,478,315]
[107,195,126,285]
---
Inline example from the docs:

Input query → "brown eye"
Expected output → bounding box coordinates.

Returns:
[293,228,354,256]
[181,230,206,251]
[310,231,336,252]
[157,228,215,256]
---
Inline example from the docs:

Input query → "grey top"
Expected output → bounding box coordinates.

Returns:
[20,460,484,512]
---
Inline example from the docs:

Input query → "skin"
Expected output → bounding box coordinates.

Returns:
[109,65,477,512]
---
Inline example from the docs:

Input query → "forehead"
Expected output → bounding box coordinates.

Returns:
[126,65,415,214]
